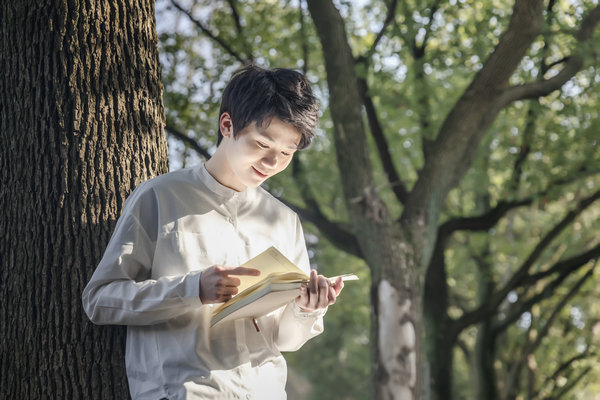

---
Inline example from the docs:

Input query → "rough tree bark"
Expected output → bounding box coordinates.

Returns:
[0,1,167,398]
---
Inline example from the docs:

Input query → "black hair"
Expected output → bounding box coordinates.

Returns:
[217,64,318,149]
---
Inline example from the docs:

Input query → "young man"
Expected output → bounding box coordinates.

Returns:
[82,65,344,399]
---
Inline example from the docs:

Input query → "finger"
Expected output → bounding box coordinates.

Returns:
[216,286,239,296]
[311,275,327,309]
[309,291,318,310]
[227,266,261,276]
[299,284,308,301]
[216,293,233,303]
[327,285,337,305]
[318,289,328,309]
[296,285,309,309]
[217,275,241,288]
[332,276,344,296]
[309,270,318,295]
[318,276,329,309]
[308,272,320,309]
[308,284,318,310]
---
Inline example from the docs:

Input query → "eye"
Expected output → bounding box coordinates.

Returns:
[282,151,292,157]
[257,141,269,149]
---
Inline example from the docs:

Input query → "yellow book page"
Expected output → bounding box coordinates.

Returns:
[235,246,307,293]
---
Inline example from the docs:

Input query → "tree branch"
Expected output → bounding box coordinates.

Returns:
[440,198,533,235]
[486,263,593,397]
[455,188,600,330]
[299,0,309,74]
[353,0,409,205]
[363,0,398,59]
[409,1,443,162]
[165,123,211,159]
[546,351,592,389]
[507,102,537,193]
[306,0,384,221]
[412,0,442,58]
[280,197,363,259]
[226,0,243,35]
[170,0,249,64]
[440,168,600,236]
[456,337,471,362]
[545,56,569,71]
[225,0,254,61]
[499,5,600,106]
[405,0,545,226]
[539,0,558,77]
[288,157,363,258]
[499,188,600,292]
[356,75,408,204]
[519,243,600,288]
[291,157,323,216]
[493,263,594,336]
[546,366,592,400]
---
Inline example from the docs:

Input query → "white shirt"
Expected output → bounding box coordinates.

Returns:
[82,164,325,399]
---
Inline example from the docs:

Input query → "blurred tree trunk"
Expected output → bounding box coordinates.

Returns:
[307,1,424,398]
[472,190,500,400]
[0,1,167,398]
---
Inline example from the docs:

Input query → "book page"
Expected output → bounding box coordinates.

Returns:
[235,246,307,293]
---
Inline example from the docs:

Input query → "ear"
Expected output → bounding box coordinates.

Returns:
[219,112,233,138]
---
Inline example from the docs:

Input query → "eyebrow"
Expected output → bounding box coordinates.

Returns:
[257,129,299,150]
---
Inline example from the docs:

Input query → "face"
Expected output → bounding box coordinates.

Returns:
[214,113,301,191]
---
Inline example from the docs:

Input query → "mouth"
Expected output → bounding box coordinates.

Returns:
[252,166,268,179]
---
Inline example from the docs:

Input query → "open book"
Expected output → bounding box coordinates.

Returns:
[210,246,358,326]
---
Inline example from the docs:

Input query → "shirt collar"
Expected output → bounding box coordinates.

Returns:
[196,163,255,201]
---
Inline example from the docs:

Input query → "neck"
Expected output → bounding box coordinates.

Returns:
[204,153,245,192]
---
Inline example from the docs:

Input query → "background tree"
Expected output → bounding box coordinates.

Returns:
[155,1,600,399]
[0,1,167,398]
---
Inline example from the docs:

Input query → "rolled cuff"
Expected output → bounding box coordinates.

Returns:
[183,270,203,307]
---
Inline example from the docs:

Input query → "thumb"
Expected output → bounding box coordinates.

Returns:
[333,276,344,295]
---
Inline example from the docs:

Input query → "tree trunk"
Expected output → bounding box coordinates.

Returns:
[370,230,423,400]
[307,1,423,398]
[424,235,455,400]
[475,322,499,400]
[0,1,167,398]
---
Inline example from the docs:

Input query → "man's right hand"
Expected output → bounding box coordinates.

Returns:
[199,265,260,304]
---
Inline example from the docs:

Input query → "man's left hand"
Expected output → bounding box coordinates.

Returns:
[296,269,344,312]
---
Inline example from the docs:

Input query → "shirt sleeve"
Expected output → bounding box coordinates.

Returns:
[81,184,202,326]
[273,214,326,351]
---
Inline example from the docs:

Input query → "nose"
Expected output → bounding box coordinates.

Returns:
[261,151,278,169]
